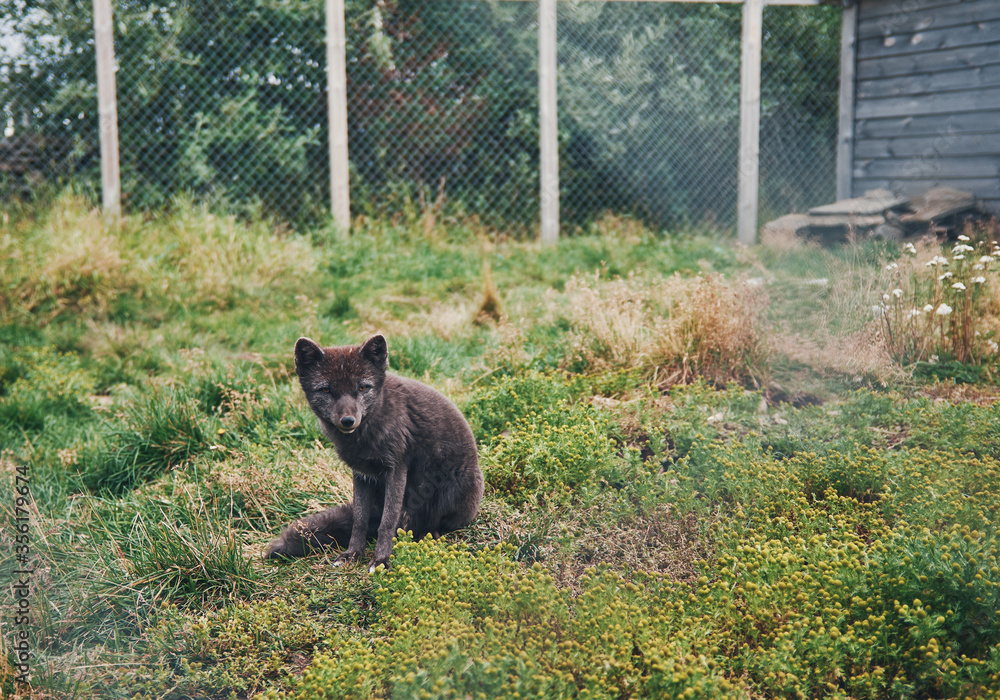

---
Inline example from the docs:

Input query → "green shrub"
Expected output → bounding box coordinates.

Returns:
[462,371,575,442]
[480,397,649,506]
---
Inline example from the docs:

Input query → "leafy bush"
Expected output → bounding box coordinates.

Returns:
[482,399,647,506]
[462,371,575,441]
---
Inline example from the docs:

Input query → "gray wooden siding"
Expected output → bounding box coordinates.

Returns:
[852,0,1000,215]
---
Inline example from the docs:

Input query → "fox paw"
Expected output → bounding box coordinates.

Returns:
[368,557,391,573]
[333,550,363,567]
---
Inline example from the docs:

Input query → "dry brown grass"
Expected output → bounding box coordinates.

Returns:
[474,260,503,326]
[564,271,769,388]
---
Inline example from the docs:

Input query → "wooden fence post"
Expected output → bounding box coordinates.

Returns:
[836,2,857,201]
[737,0,763,245]
[538,0,560,243]
[93,0,121,218]
[327,0,351,236]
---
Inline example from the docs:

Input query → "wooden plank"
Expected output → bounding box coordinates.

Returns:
[854,176,1000,200]
[737,0,763,245]
[857,111,1000,139]
[857,18,1000,60]
[854,155,1000,180]
[837,2,857,200]
[859,0,1000,39]
[857,0,961,22]
[857,42,1000,80]
[854,133,1000,160]
[855,85,1000,120]
[981,199,1000,215]
[327,0,351,236]
[539,0,559,243]
[93,0,120,218]
[857,61,1000,99]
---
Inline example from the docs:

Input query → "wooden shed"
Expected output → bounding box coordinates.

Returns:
[837,0,1000,216]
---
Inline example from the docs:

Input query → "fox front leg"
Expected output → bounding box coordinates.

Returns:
[334,473,375,567]
[369,463,407,572]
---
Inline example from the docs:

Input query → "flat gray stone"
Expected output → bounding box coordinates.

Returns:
[808,188,908,217]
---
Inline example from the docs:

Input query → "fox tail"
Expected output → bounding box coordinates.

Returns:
[264,504,355,559]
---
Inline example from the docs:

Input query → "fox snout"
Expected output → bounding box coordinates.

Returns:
[330,396,364,433]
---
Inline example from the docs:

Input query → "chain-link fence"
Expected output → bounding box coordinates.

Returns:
[1,0,841,233]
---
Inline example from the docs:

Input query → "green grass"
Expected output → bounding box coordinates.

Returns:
[1,196,999,699]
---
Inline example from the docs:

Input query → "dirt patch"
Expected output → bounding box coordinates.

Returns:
[548,505,717,591]
[916,381,1000,406]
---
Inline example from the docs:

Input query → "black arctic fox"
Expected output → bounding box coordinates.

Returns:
[265,334,483,571]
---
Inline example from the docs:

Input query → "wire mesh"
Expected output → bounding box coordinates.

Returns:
[760,3,841,222]
[1,0,842,234]
[558,2,743,231]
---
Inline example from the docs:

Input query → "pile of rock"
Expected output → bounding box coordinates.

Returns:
[763,187,983,243]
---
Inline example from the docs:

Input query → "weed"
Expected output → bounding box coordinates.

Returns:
[880,231,1000,369]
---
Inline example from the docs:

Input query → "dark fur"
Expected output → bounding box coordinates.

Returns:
[265,334,483,571]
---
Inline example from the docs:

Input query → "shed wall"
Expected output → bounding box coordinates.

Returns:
[852,0,1000,215]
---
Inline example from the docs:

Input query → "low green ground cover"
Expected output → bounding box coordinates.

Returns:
[2,197,999,698]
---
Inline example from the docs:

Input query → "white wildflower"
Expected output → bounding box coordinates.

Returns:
[892,288,903,298]
[973,276,986,284]
[952,244,974,253]
[952,282,966,290]
[904,243,917,254]
[929,355,939,364]
[882,293,891,302]
[974,264,984,271]
[988,340,999,354]
[953,254,965,260]
[936,303,953,316]
[907,308,921,319]
[979,256,992,264]
[885,262,899,271]
[923,304,934,313]
[939,272,953,280]
[958,234,970,241]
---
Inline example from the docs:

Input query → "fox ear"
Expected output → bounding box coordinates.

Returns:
[360,334,388,371]
[295,337,325,368]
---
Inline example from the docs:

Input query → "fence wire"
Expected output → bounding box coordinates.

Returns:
[1,0,841,233]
